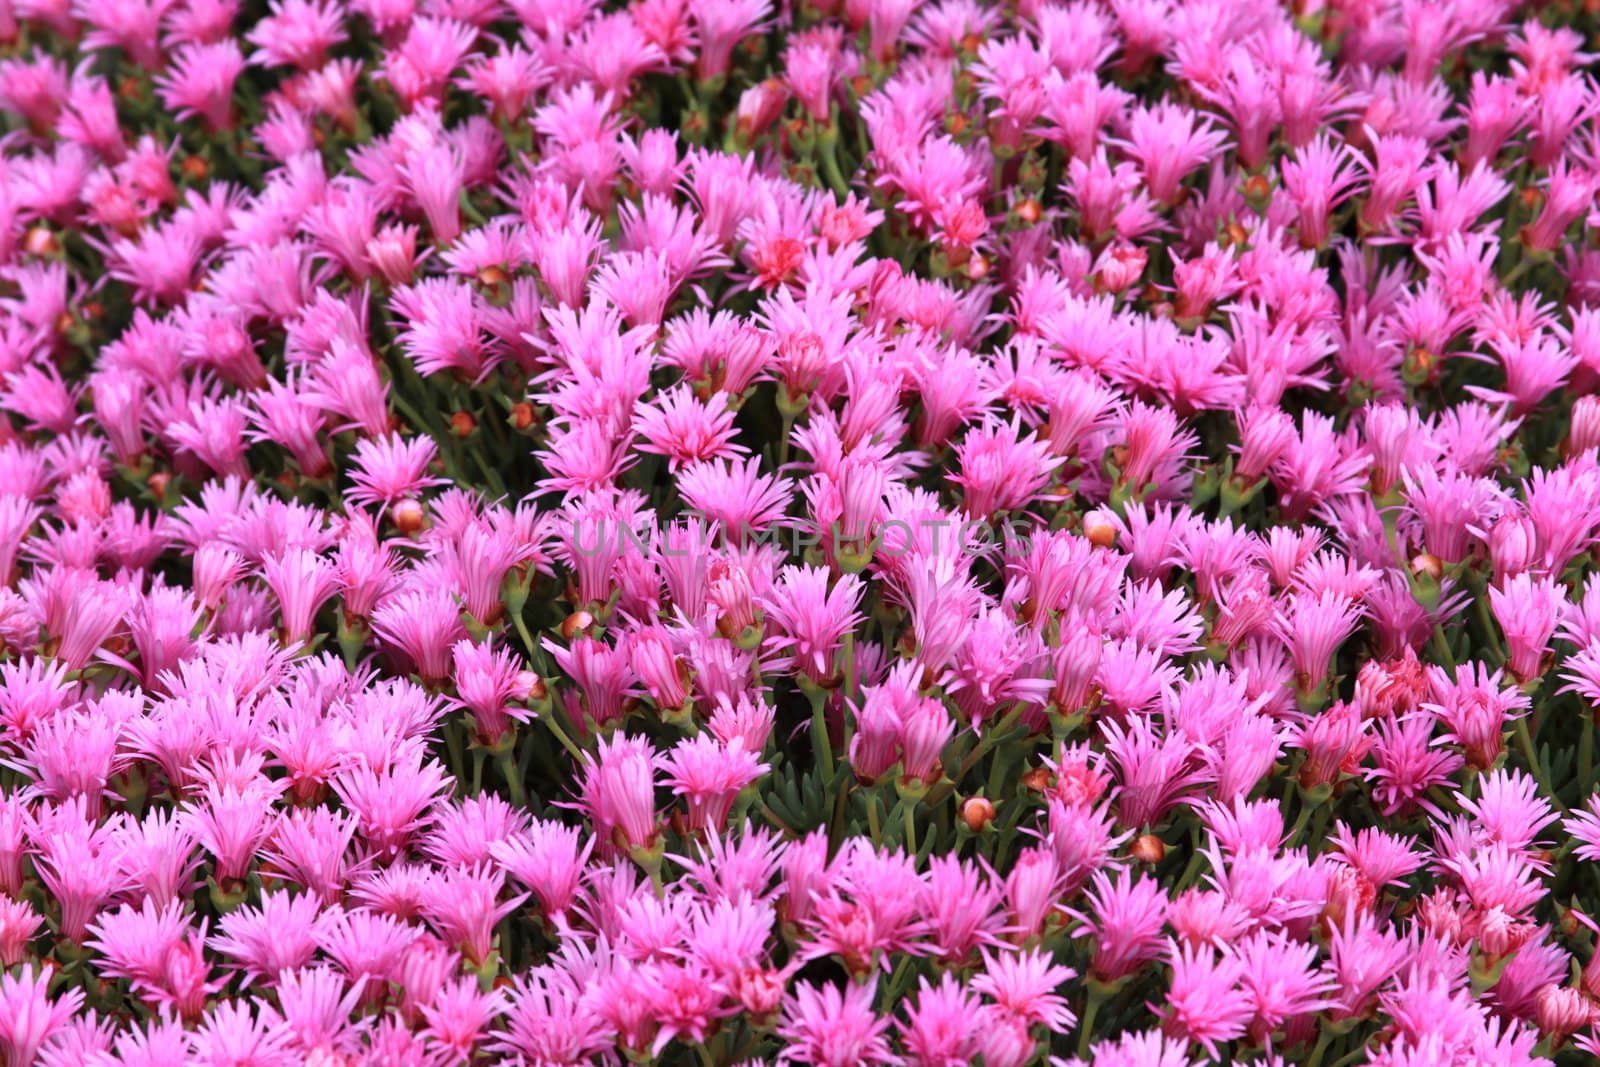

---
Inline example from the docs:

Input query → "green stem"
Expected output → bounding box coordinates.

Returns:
[1472,576,1507,665]
[442,718,466,789]
[1582,713,1595,789]
[1513,716,1556,806]
[841,632,857,705]
[1430,623,1456,672]
[922,703,1027,808]
[809,688,835,786]
[816,128,850,197]
[1328,1045,1373,1067]
[778,408,796,467]
[1077,984,1108,1058]
[827,778,850,846]
[512,611,540,659]
[497,747,528,807]
[1305,1027,1336,1067]
[542,712,587,764]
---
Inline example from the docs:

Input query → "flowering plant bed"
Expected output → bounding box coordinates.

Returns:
[0,0,1597,1064]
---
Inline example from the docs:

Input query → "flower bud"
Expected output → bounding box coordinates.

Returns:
[1082,509,1118,548]
[392,498,426,535]
[960,796,995,832]
[510,670,545,702]
[1410,552,1443,582]
[23,226,57,256]
[1131,833,1166,864]
[1021,767,1051,792]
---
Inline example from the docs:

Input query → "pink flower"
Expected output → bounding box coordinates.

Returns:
[389,278,495,379]
[1489,573,1564,682]
[348,434,450,512]
[0,967,84,1067]
[246,0,347,69]
[659,733,768,832]
[372,587,469,683]
[1159,940,1253,1057]
[971,947,1076,1034]
[579,733,660,854]
[897,973,988,1067]
[491,819,593,921]
[761,565,863,684]
[156,41,244,131]
[1115,102,1227,206]
[777,979,898,1067]
[1428,662,1529,771]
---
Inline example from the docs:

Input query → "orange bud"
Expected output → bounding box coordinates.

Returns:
[1410,552,1443,582]
[960,796,995,832]
[393,498,427,535]
[1131,834,1166,864]
[512,670,546,702]
[1082,510,1117,548]
[23,227,57,256]
[1021,768,1051,792]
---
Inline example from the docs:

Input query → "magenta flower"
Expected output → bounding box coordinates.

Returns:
[777,979,898,1067]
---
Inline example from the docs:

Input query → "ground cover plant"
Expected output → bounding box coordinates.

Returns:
[0,0,1598,1063]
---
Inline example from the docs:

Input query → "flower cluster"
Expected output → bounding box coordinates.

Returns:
[0,0,1596,1064]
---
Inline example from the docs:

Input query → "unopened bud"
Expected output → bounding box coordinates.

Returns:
[450,411,476,437]
[23,227,57,256]
[561,609,595,640]
[1410,552,1443,582]
[1021,768,1051,792]
[1131,834,1166,864]
[392,498,427,535]
[960,796,995,832]
[1082,510,1117,548]
[510,670,545,702]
